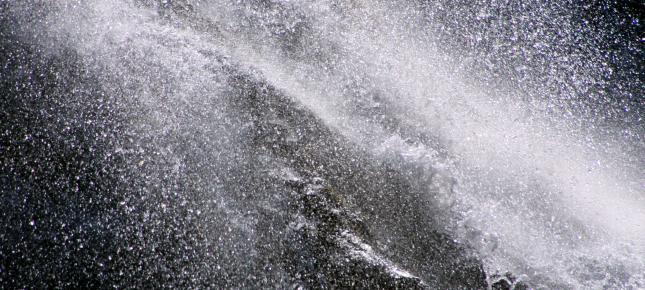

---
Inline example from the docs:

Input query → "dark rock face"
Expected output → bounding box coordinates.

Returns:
[226,73,489,289]
[0,34,489,290]
[0,1,525,289]
[285,177,427,289]
[489,272,530,290]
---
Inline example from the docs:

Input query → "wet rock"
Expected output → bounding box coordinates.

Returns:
[489,272,530,290]
[492,279,512,290]
[285,177,428,289]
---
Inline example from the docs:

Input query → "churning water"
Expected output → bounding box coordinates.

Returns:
[1,0,643,289]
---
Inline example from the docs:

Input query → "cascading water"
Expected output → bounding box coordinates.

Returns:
[1,0,643,289]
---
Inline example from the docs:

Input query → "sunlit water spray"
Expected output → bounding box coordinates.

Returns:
[196,1,645,287]
[9,0,643,288]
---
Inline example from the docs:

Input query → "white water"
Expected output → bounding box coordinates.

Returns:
[16,0,644,288]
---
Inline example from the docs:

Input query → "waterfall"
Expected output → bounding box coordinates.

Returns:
[2,0,643,288]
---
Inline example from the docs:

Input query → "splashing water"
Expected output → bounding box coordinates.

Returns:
[3,0,643,288]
